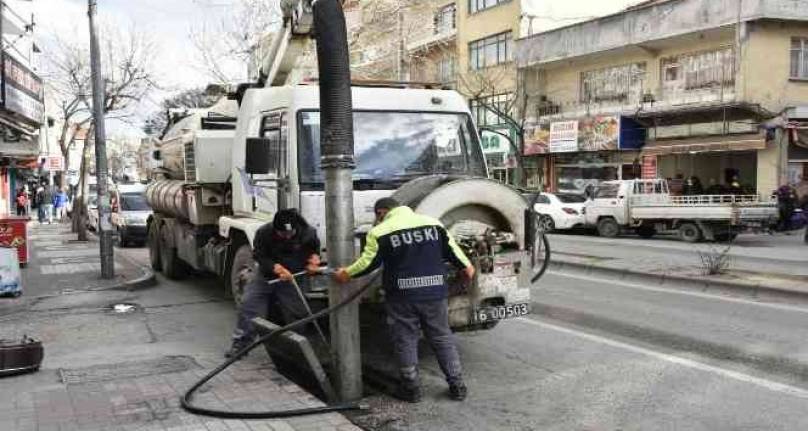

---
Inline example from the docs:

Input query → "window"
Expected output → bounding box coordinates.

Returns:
[439,55,456,83]
[297,111,486,189]
[260,112,287,177]
[595,183,620,199]
[791,38,808,79]
[434,4,456,35]
[469,32,512,70]
[534,194,551,205]
[580,63,646,103]
[469,0,509,14]
[470,93,512,126]
[661,47,734,90]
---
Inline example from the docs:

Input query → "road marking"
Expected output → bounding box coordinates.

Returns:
[547,270,808,315]
[515,317,808,399]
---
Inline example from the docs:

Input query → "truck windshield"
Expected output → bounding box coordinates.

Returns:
[298,111,486,188]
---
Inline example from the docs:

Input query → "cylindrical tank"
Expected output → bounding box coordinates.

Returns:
[146,179,189,221]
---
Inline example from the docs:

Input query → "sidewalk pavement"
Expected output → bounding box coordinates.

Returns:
[546,229,808,297]
[0,222,361,431]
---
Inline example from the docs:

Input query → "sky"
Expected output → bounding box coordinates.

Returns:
[19,0,637,137]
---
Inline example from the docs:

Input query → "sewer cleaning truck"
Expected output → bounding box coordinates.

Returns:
[145,0,540,330]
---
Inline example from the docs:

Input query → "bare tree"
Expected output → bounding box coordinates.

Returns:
[189,0,281,84]
[143,87,220,137]
[43,25,159,239]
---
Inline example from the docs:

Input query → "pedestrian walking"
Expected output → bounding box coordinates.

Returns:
[41,182,54,224]
[775,184,798,231]
[334,197,475,402]
[34,184,45,223]
[54,188,69,222]
[15,188,27,216]
[225,209,321,358]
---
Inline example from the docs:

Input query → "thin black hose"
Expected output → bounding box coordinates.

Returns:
[180,277,373,419]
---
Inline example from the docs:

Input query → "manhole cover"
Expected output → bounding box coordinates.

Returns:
[59,356,199,385]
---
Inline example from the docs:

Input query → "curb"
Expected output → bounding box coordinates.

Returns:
[547,257,808,300]
[103,251,158,292]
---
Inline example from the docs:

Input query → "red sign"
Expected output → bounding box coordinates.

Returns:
[0,218,29,264]
[47,156,64,171]
[641,155,657,179]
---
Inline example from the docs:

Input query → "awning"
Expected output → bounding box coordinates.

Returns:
[642,133,766,156]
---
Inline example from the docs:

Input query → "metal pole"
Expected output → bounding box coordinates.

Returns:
[313,0,361,401]
[88,0,114,279]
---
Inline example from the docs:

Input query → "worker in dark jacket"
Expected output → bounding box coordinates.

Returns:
[226,209,321,358]
[335,197,475,402]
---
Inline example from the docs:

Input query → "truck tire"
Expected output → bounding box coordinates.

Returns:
[229,244,256,307]
[678,222,702,243]
[160,223,187,279]
[637,225,656,239]
[597,218,620,238]
[147,222,162,272]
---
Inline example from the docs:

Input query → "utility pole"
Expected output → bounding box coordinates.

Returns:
[88,0,114,278]
[314,0,362,401]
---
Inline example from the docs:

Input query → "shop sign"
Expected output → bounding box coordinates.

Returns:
[549,121,579,153]
[641,155,657,179]
[578,115,620,152]
[480,129,510,154]
[47,156,64,171]
[2,55,44,125]
[524,122,550,155]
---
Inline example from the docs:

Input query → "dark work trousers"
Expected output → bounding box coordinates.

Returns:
[385,299,463,386]
[232,275,308,345]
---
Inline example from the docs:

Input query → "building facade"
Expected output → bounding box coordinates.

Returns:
[0,3,44,214]
[517,0,808,196]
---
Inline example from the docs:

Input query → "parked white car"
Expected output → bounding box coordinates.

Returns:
[531,192,587,231]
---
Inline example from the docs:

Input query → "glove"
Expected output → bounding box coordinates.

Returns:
[461,265,476,280]
[273,264,294,281]
[334,268,351,284]
[306,254,322,275]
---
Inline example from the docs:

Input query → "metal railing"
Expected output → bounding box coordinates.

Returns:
[630,194,774,207]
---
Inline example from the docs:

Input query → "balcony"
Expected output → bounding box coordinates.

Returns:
[407,28,457,53]
[517,0,808,67]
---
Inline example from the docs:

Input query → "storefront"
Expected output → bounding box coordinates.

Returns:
[523,115,645,193]
[641,132,767,194]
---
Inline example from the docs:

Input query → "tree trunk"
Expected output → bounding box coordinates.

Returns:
[73,124,94,241]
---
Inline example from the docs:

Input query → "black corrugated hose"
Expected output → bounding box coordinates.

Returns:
[180,269,372,418]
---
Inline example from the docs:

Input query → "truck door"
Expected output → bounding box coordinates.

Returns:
[588,182,624,224]
[253,111,290,215]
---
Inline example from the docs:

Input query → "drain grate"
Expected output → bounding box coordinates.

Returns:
[59,355,199,385]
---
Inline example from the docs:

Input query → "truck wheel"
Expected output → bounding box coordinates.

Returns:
[147,222,162,272]
[678,223,702,243]
[230,244,256,307]
[637,225,656,239]
[160,224,186,279]
[597,218,620,238]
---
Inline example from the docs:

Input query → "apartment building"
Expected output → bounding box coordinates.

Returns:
[517,0,808,195]
[407,0,522,182]
[0,3,44,214]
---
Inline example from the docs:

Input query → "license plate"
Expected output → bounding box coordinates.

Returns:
[475,302,530,323]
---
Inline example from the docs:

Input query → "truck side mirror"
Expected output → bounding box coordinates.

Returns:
[245,138,271,175]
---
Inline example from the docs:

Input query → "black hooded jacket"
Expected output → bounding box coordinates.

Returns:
[253,212,321,280]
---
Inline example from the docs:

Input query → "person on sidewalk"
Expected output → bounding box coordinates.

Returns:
[334,197,475,403]
[15,188,27,216]
[41,182,55,224]
[226,209,322,358]
[54,188,69,222]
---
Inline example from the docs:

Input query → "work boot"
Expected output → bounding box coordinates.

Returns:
[224,341,250,359]
[448,381,468,401]
[394,380,422,403]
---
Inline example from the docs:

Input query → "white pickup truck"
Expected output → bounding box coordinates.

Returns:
[583,179,778,242]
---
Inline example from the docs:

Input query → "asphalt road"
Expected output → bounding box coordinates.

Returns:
[121,245,808,430]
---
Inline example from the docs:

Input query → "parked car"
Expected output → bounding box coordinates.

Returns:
[85,194,99,231]
[110,192,151,247]
[531,192,587,231]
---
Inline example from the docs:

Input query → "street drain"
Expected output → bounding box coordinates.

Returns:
[109,303,140,314]
[59,355,200,385]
